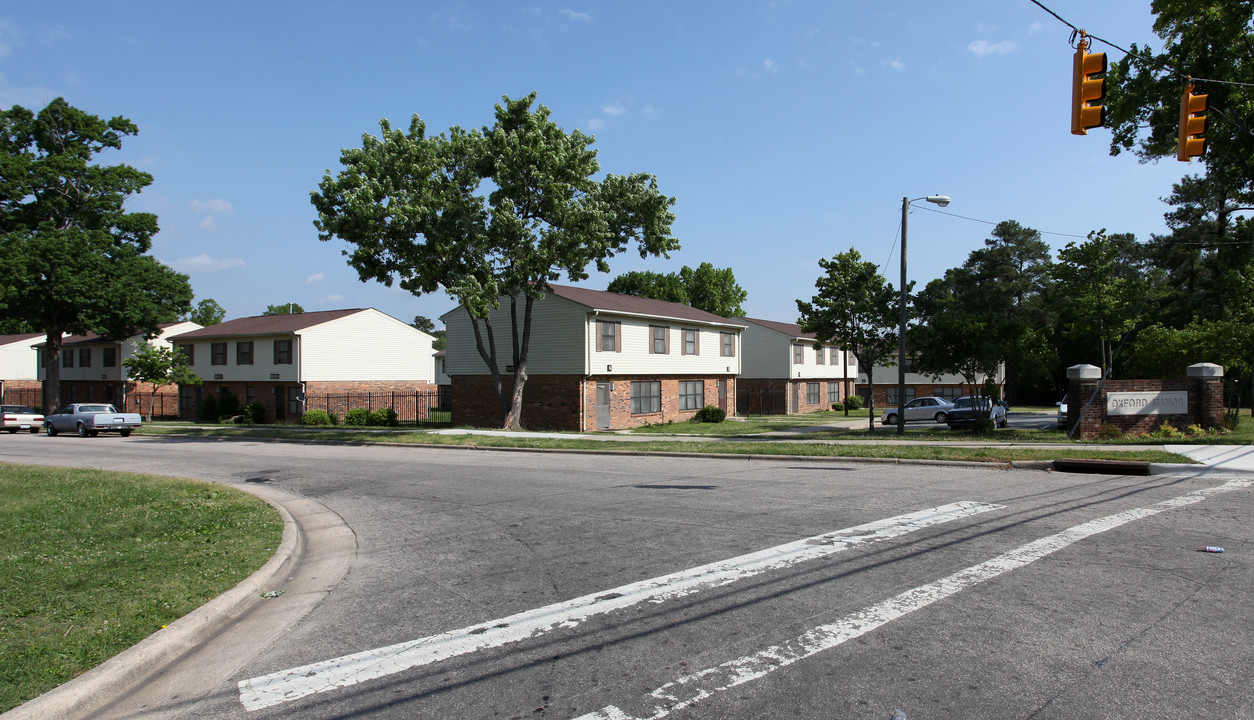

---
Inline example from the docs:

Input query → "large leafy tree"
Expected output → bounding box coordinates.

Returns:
[796,249,897,430]
[608,262,748,317]
[911,268,1004,399]
[262,302,305,315]
[186,298,226,326]
[1106,0,1254,198]
[0,98,192,412]
[312,93,678,429]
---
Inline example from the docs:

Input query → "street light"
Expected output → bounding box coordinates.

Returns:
[897,194,951,436]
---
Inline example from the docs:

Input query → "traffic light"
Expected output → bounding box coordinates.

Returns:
[1178,83,1208,161]
[1071,34,1106,135]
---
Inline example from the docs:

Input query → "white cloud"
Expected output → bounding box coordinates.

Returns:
[306,273,326,284]
[190,198,233,214]
[198,216,218,231]
[602,103,626,116]
[319,294,345,305]
[585,117,606,131]
[559,8,590,22]
[764,59,779,74]
[968,39,1017,57]
[882,58,905,72]
[1029,21,1044,34]
[172,255,246,273]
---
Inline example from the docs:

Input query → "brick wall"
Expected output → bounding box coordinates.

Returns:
[1065,374,1224,439]
[57,380,179,416]
[453,374,736,431]
[737,378,852,415]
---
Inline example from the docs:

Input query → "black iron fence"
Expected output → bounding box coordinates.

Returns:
[1,387,42,409]
[737,387,787,416]
[304,388,452,428]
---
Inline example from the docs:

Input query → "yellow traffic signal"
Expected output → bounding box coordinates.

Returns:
[1178,83,1208,161]
[1071,34,1106,135]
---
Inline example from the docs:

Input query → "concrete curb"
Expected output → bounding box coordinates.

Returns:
[1,484,305,720]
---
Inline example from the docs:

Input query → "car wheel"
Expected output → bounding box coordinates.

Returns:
[6,428,15,434]
[935,412,947,423]
[89,431,99,437]
[885,413,898,425]
[120,430,131,438]
[76,423,88,438]
[997,415,1007,429]
[29,427,39,434]
[45,423,57,436]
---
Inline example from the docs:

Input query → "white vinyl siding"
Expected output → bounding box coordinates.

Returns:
[443,296,587,375]
[299,309,437,382]
[0,336,41,381]
[738,321,853,381]
[37,322,200,383]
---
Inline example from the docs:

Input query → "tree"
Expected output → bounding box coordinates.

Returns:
[0,98,192,413]
[1106,1,1254,198]
[411,315,446,350]
[1051,231,1155,375]
[607,262,747,316]
[911,269,1004,400]
[312,93,678,429]
[796,249,897,430]
[263,302,305,315]
[186,298,226,326]
[121,342,202,421]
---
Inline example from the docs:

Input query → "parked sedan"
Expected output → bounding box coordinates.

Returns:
[2,405,44,433]
[879,396,955,425]
[945,396,1008,429]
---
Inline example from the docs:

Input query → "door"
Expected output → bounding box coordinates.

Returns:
[717,380,728,413]
[595,382,611,429]
[273,387,286,422]
[791,382,799,414]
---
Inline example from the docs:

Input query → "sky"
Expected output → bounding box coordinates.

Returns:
[3,1,1193,328]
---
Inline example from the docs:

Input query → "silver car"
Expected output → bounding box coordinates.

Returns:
[880,396,955,425]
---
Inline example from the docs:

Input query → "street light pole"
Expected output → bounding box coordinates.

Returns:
[897,195,950,436]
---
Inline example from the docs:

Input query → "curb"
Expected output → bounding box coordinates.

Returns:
[1,484,304,720]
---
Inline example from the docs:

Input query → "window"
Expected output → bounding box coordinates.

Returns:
[682,328,698,355]
[79,348,91,367]
[631,381,661,414]
[935,387,963,401]
[105,385,117,404]
[246,386,256,405]
[211,342,227,365]
[828,382,840,404]
[179,385,195,413]
[597,320,620,353]
[176,344,194,366]
[720,332,735,357]
[62,350,74,368]
[816,347,824,365]
[794,345,804,365]
[288,387,302,415]
[650,325,669,354]
[806,382,820,404]
[830,348,841,365]
[274,339,292,365]
[103,347,116,367]
[679,380,704,411]
[237,341,254,365]
[886,386,916,406]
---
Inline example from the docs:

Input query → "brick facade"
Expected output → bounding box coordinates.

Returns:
[737,378,852,415]
[1065,364,1224,439]
[453,374,736,431]
[56,380,180,417]
[182,379,434,422]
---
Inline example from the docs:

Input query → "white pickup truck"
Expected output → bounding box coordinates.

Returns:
[2,405,44,434]
[43,403,143,437]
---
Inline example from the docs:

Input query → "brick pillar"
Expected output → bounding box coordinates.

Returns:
[1066,364,1102,439]
[1187,362,1224,429]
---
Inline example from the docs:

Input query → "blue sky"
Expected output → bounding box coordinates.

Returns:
[4,1,1189,327]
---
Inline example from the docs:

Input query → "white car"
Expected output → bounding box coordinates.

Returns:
[2,405,44,434]
[879,396,955,425]
[1057,395,1068,429]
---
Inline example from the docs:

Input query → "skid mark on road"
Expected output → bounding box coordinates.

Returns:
[238,501,999,711]
[576,479,1251,720]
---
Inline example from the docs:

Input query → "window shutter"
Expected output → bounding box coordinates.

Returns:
[596,321,603,352]
[615,321,621,353]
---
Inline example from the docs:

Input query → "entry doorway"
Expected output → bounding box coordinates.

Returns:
[595,382,612,429]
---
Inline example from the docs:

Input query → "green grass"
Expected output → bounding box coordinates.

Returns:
[0,464,282,712]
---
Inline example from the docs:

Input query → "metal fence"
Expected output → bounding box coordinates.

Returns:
[737,387,787,416]
[1,387,42,409]
[304,388,452,428]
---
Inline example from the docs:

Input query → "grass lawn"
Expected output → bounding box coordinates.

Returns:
[0,464,282,713]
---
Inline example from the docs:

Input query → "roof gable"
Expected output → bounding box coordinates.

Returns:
[742,317,814,340]
[547,284,746,327]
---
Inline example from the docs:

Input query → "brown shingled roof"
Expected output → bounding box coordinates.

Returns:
[0,332,44,346]
[741,317,815,340]
[547,284,746,327]
[169,309,366,340]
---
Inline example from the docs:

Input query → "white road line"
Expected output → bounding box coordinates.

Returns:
[238,501,999,711]
[576,479,1251,720]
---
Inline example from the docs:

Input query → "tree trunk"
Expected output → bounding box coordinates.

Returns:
[42,330,62,414]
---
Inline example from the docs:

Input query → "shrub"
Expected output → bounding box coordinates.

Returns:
[1098,422,1124,440]
[842,395,864,411]
[344,408,369,426]
[238,402,267,424]
[693,405,727,423]
[1185,423,1205,437]
[1153,422,1183,438]
[368,407,398,426]
[217,390,240,420]
[302,409,334,426]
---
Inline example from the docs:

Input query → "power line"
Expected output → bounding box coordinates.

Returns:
[912,204,1089,239]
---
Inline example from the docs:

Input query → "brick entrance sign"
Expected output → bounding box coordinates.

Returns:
[1064,363,1224,439]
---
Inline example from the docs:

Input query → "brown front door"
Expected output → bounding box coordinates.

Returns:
[273,386,286,421]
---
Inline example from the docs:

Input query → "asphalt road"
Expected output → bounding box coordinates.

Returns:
[4,433,1252,719]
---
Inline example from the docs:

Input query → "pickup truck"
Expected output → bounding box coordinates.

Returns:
[43,403,143,437]
[2,405,44,434]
